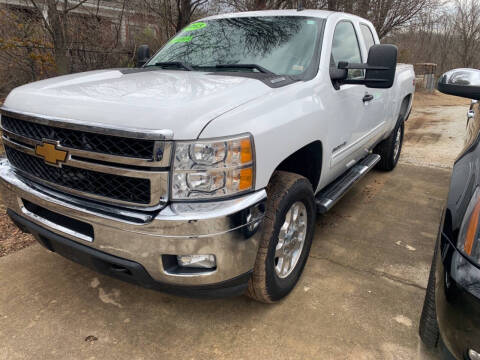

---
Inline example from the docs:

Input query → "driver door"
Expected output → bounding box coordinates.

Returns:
[328,20,369,173]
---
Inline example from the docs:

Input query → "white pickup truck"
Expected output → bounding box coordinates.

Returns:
[0,10,414,302]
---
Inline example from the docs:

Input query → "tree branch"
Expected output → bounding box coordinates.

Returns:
[29,0,54,37]
[65,0,89,14]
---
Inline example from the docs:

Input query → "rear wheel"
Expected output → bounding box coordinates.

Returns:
[246,171,316,303]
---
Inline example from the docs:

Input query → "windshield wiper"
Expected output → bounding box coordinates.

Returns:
[215,64,275,75]
[147,61,193,71]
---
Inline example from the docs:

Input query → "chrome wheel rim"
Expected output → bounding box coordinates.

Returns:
[274,201,307,279]
[393,126,402,160]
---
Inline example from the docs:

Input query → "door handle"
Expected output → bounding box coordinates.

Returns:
[362,94,374,102]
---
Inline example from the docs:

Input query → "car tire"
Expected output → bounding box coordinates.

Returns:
[374,118,404,171]
[419,241,440,348]
[246,171,316,303]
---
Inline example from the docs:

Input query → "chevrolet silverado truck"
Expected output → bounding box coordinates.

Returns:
[0,10,414,302]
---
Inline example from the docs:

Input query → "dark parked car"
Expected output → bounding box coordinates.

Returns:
[419,68,480,360]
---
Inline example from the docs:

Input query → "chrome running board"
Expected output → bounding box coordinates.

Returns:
[315,154,381,214]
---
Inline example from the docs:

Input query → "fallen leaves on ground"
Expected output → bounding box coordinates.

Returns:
[0,203,35,257]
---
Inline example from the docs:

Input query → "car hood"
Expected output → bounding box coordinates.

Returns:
[3,69,273,139]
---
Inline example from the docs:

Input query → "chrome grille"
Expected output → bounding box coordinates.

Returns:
[5,146,151,204]
[1,108,171,208]
[1,115,155,159]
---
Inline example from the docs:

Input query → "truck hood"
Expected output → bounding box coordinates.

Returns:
[3,69,273,139]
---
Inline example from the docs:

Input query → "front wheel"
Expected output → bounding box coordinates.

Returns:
[374,120,404,171]
[246,171,316,303]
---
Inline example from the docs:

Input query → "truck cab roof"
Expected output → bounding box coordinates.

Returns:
[202,9,366,22]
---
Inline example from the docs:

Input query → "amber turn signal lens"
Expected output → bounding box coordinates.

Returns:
[465,199,480,255]
[240,139,253,164]
[239,167,253,191]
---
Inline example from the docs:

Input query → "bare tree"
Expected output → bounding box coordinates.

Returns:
[453,0,480,68]
[25,0,132,74]
[142,0,208,34]
[220,0,327,11]
[358,0,369,18]
[327,0,336,10]
[0,0,478,100]
[28,0,89,74]
[220,0,432,38]
[0,7,55,95]
[364,0,434,39]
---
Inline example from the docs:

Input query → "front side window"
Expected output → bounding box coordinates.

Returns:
[331,21,363,79]
[360,24,376,51]
[147,16,322,76]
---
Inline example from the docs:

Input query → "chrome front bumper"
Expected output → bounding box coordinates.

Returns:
[0,160,266,288]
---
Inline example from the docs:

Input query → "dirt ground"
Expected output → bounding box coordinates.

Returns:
[413,90,470,107]
[403,91,470,169]
[0,91,472,359]
[0,209,34,257]
[0,186,35,258]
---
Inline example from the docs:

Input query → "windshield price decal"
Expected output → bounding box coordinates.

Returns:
[184,22,206,32]
[170,35,193,44]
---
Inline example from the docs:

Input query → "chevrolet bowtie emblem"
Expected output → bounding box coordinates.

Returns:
[35,141,68,166]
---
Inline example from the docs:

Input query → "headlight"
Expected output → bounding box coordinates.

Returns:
[458,187,480,263]
[171,134,254,200]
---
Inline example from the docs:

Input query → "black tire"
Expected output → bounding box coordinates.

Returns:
[419,242,440,348]
[246,171,316,303]
[374,119,404,171]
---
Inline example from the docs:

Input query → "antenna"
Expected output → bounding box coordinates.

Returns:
[297,0,304,11]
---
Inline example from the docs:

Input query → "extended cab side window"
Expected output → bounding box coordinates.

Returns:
[331,21,363,80]
[360,24,376,51]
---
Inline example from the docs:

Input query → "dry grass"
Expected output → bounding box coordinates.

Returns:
[413,90,471,107]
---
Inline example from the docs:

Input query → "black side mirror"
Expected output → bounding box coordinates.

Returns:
[330,67,348,81]
[329,67,348,90]
[136,45,150,68]
[438,68,480,100]
[364,44,397,88]
[335,44,398,89]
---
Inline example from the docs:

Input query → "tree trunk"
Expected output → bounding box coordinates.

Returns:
[46,0,70,75]
[358,0,370,18]
[54,49,69,75]
[175,0,192,32]
[254,0,267,10]
[327,0,337,10]
[344,0,352,13]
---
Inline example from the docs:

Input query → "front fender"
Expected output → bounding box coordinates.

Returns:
[198,81,330,191]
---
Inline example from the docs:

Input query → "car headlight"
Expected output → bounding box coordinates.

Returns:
[458,187,480,263]
[171,134,255,200]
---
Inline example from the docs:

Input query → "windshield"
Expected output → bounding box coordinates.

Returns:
[146,16,323,76]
